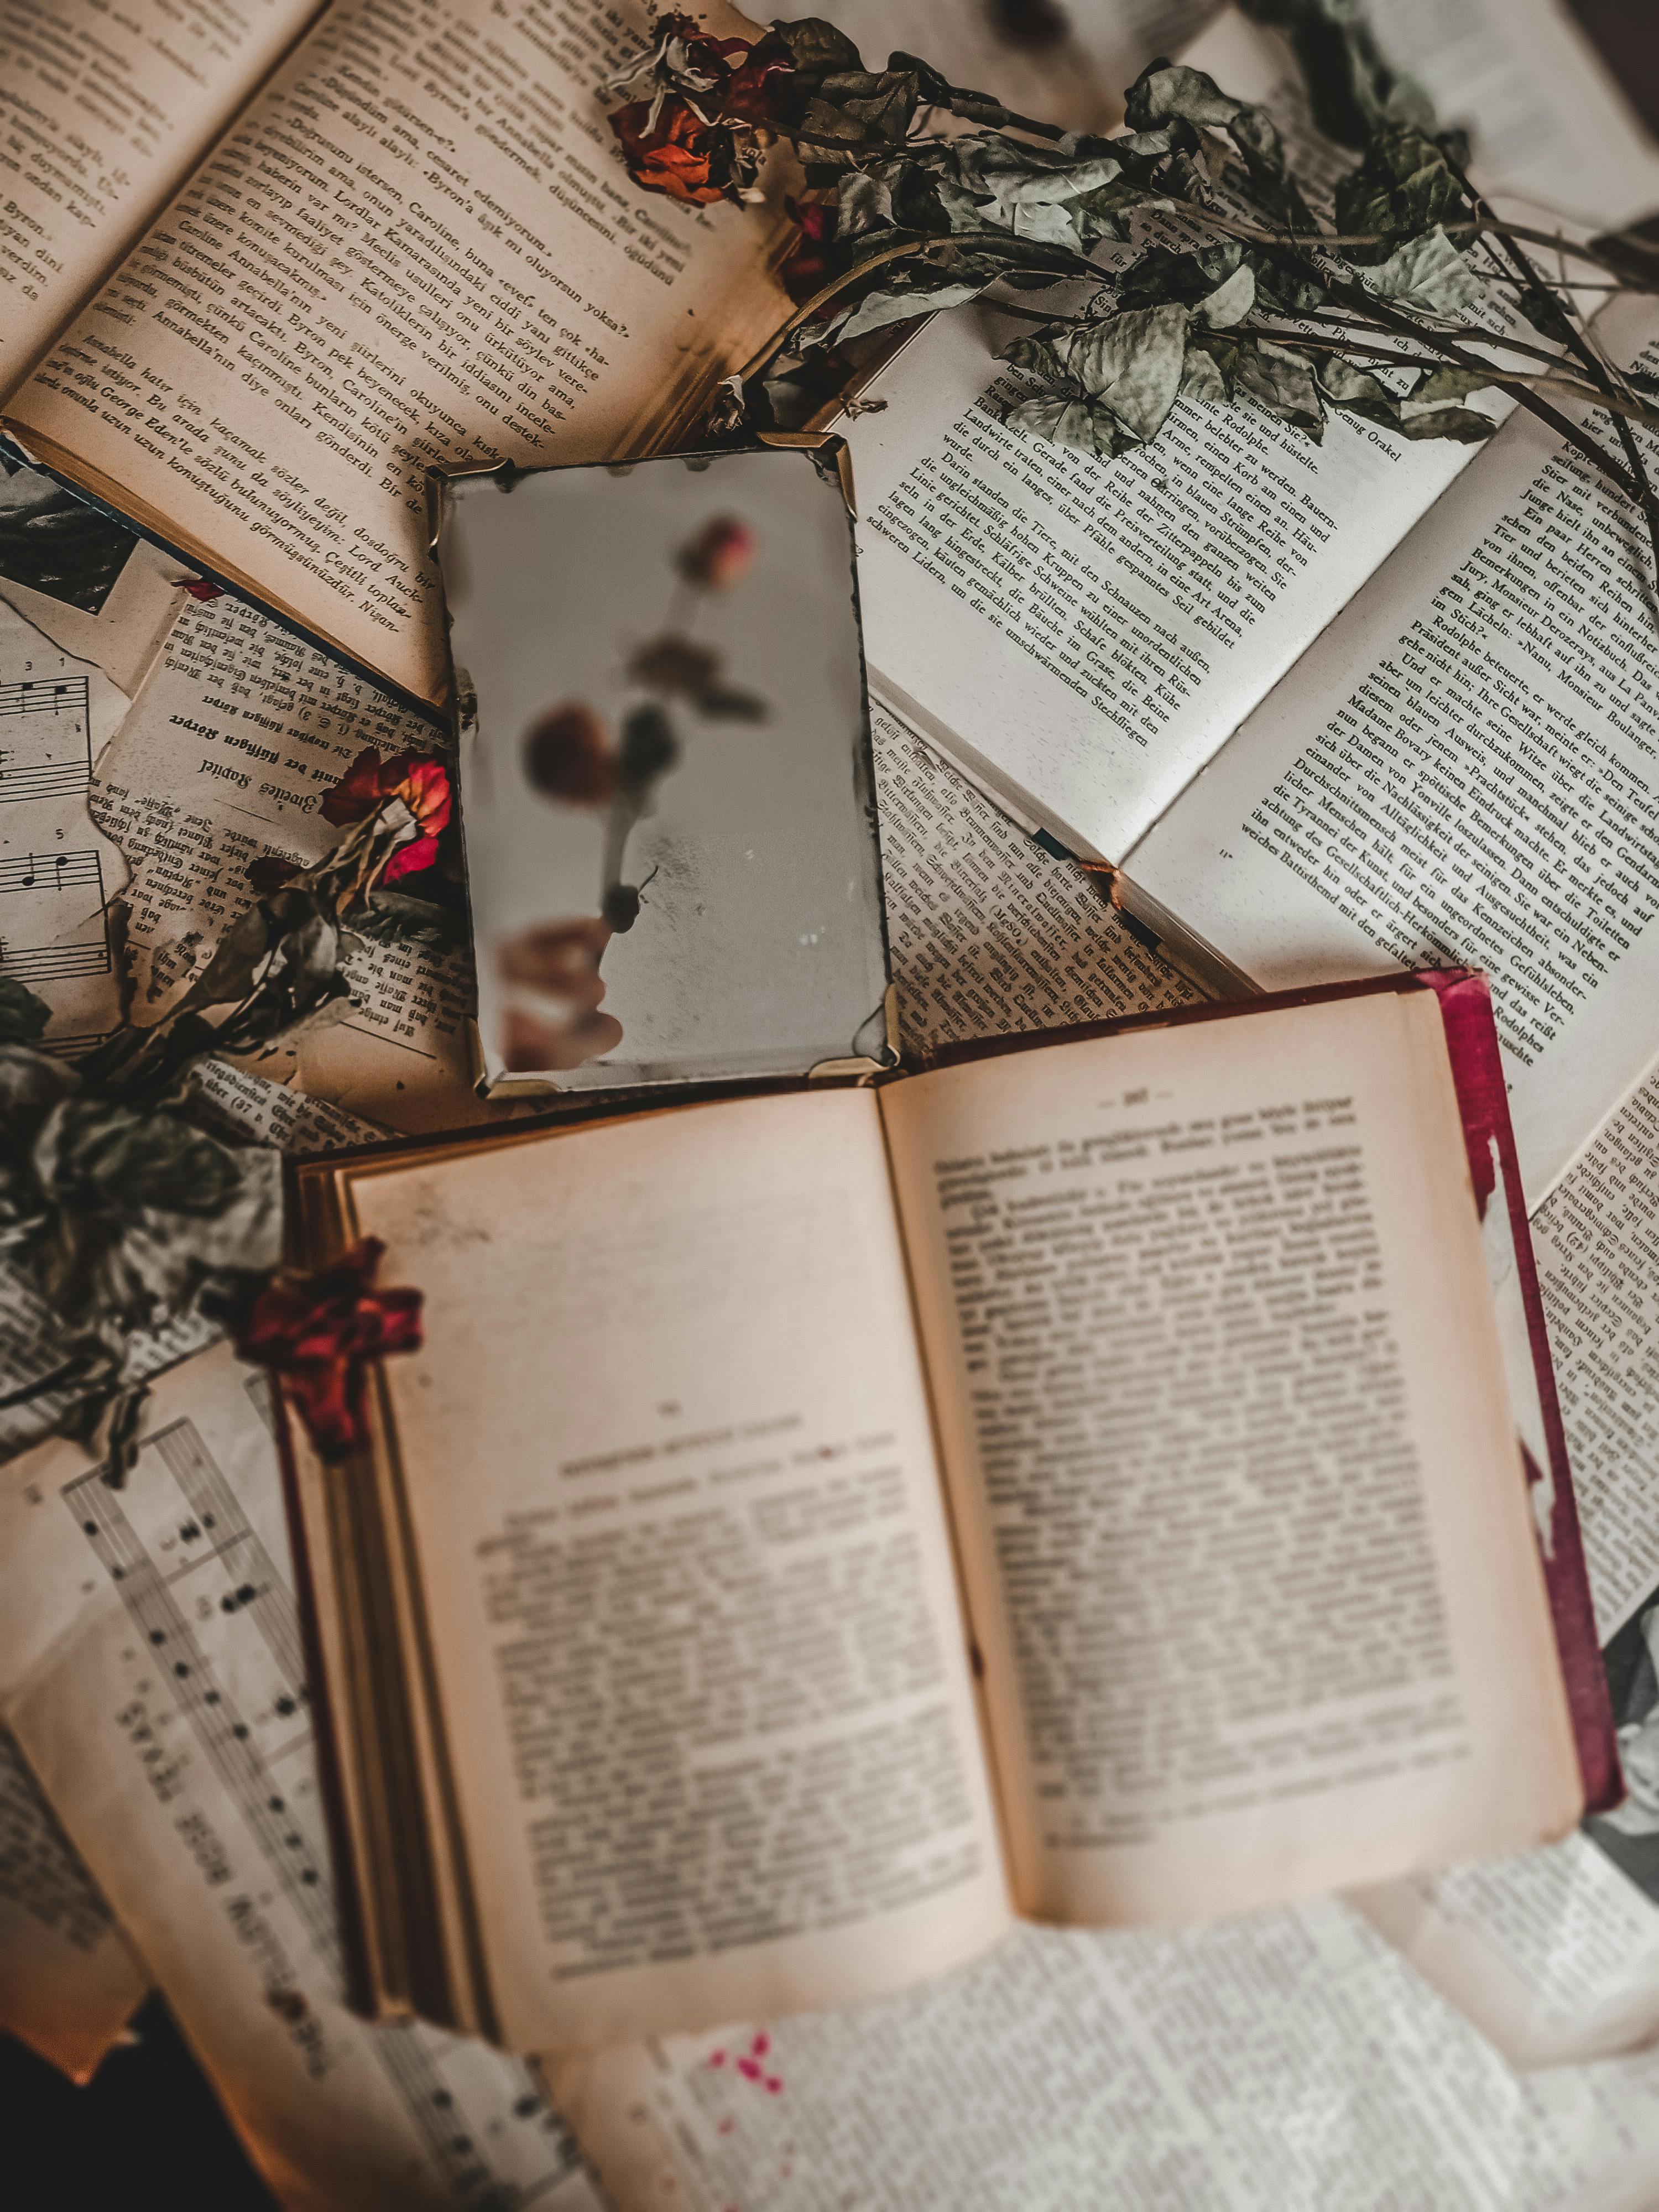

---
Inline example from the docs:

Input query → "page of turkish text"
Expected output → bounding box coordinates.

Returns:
[3,0,790,703]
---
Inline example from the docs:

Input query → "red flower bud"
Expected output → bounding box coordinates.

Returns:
[675,515,755,590]
[235,1238,422,1463]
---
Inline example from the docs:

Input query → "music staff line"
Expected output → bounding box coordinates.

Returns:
[0,848,102,896]
[0,846,110,983]
[0,675,95,806]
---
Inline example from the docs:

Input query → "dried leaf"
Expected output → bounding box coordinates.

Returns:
[1198,263,1255,328]
[1358,225,1486,320]
[1003,392,1136,459]
[1042,303,1190,443]
[0,979,50,1047]
[1334,125,1471,260]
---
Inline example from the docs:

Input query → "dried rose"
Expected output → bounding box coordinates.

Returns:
[675,515,755,589]
[628,634,722,696]
[321,748,452,836]
[524,702,616,804]
[382,833,441,885]
[234,1237,422,1463]
[611,98,733,206]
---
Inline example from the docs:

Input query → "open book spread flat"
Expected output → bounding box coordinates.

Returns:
[281,974,1613,2055]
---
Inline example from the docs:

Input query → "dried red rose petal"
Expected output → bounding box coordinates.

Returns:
[320,748,452,833]
[611,97,729,205]
[235,1238,422,1463]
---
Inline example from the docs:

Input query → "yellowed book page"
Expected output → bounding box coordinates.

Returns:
[0,0,323,395]
[0,1721,147,2083]
[3,0,790,707]
[0,1345,604,2211]
[879,992,1580,1927]
[343,1087,1012,2053]
[92,592,497,1132]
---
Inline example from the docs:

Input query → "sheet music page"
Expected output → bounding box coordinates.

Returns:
[0,1718,147,2083]
[0,1343,604,2212]
[871,702,1198,1047]
[92,593,499,1133]
[0,599,131,1046]
[550,1901,1659,2211]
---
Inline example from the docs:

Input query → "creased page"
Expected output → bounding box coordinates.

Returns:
[0,0,325,394]
[880,992,1579,1927]
[872,702,1198,1049]
[3,0,790,704]
[1126,293,1659,1202]
[550,1903,1659,2212]
[0,1720,146,2083]
[93,592,490,1132]
[345,1088,1010,2051]
[0,1344,603,2212]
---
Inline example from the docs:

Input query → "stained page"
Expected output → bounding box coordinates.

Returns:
[0,598,131,1045]
[550,1902,1659,2212]
[0,0,324,394]
[3,0,792,706]
[0,1344,604,2212]
[870,701,1198,1049]
[880,990,1580,1926]
[1126,294,1659,1202]
[92,593,492,1133]
[0,1720,146,2083]
[340,1088,1011,2051]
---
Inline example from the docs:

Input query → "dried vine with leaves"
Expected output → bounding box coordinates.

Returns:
[606,2,1659,599]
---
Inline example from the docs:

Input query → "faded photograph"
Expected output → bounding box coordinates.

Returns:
[0,457,138,614]
[1587,1596,1659,1900]
[441,445,890,1092]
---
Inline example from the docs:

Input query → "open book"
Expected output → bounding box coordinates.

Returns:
[0,0,794,711]
[835,10,1659,1208]
[280,972,1615,2055]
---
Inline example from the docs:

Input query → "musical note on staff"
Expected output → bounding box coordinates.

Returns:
[0,849,102,897]
[0,675,94,804]
[0,676,87,719]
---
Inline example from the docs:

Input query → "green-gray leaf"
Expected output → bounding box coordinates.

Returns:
[1003,393,1136,460]
[1198,264,1255,328]
[1357,226,1485,320]
[820,273,992,345]
[1042,303,1189,443]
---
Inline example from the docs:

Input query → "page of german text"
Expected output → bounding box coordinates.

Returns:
[1127,295,1659,1203]
[3,0,790,704]
[879,992,1580,1927]
[0,0,324,394]
[345,1088,1011,2051]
